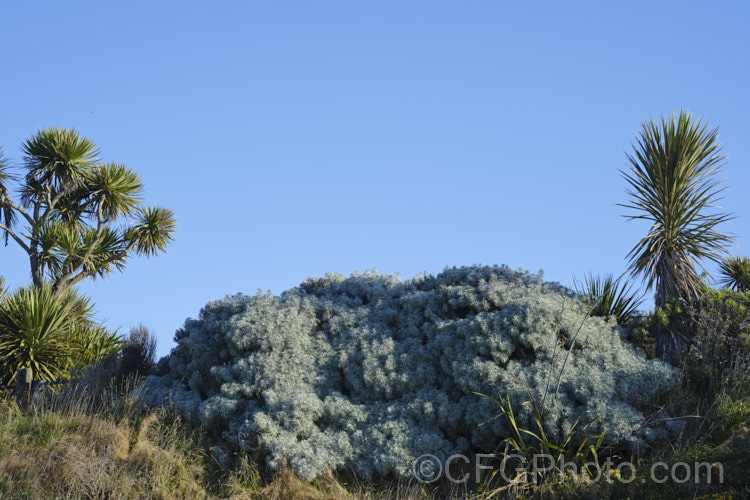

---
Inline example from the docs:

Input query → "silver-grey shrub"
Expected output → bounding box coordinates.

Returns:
[143,265,677,481]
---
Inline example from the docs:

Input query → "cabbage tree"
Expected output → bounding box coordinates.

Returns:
[0,128,175,294]
[619,111,734,358]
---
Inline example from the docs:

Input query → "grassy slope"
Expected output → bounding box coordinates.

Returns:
[0,396,208,499]
[2,389,748,500]
[0,390,456,500]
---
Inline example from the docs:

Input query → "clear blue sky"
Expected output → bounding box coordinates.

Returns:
[2,1,749,358]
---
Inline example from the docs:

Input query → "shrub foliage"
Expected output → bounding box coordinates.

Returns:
[120,324,157,381]
[144,265,677,481]
[648,287,750,395]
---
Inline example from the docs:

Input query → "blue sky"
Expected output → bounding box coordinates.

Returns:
[2,1,749,358]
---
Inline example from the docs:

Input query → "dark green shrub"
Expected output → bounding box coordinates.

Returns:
[636,287,750,451]
[120,324,157,381]
[658,288,750,389]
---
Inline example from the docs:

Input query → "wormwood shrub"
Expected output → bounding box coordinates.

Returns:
[143,265,677,482]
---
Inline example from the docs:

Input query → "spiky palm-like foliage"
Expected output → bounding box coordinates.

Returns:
[0,128,176,293]
[0,286,73,383]
[718,256,750,292]
[0,285,121,384]
[620,111,734,308]
[619,111,734,359]
[577,273,643,325]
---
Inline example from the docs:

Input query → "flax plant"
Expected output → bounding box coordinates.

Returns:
[0,284,120,384]
[474,376,606,495]
[576,273,643,325]
[718,256,750,292]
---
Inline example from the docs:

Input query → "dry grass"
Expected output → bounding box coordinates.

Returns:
[0,384,473,500]
[0,394,207,499]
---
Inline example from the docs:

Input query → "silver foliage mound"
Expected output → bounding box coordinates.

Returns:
[143,265,677,481]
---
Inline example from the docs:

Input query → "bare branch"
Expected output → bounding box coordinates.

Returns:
[58,236,139,292]
[29,199,43,288]
[54,202,108,288]
[0,195,34,228]
[632,415,703,434]
[553,271,628,397]
[39,179,67,224]
[0,222,30,252]
[540,296,567,418]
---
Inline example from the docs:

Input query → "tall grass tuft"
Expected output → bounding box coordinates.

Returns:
[0,364,208,499]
